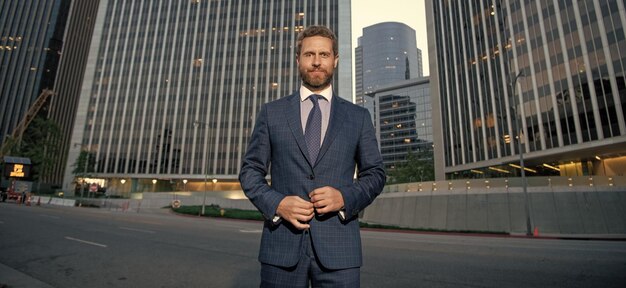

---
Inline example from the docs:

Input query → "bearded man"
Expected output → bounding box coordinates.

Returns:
[239,25,385,288]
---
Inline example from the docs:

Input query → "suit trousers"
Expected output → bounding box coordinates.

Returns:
[260,230,360,288]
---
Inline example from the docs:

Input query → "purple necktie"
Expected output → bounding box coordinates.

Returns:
[305,94,322,163]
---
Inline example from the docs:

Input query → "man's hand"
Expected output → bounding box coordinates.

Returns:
[276,196,315,230]
[309,186,344,214]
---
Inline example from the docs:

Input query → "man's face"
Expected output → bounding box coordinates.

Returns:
[297,36,338,92]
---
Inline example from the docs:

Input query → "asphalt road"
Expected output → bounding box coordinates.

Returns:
[1,203,625,288]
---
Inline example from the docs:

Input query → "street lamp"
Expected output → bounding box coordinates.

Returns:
[120,179,126,197]
[510,70,533,236]
[107,178,125,209]
[194,120,212,216]
[180,179,187,201]
[152,179,157,193]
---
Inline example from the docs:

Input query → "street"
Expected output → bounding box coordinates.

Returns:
[1,203,625,287]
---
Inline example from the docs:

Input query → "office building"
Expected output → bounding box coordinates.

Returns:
[426,0,626,180]
[0,0,70,153]
[367,77,432,173]
[43,1,102,188]
[62,0,352,196]
[355,22,422,104]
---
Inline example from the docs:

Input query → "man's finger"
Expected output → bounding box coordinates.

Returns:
[296,207,314,217]
[296,213,313,222]
[311,197,327,211]
[291,219,310,230]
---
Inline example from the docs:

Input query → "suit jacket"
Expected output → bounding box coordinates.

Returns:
[239,90,385,270]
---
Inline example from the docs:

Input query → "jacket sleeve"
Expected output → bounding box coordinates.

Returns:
[238,104,285,220]
[338,108,386,219]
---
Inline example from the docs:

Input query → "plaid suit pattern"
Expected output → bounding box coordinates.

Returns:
[240,91,386,282]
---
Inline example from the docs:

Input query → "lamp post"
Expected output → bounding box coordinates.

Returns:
[120,179,126,197]
[194,119,212,216]
[180,179,187,200]
[510,70,532,236]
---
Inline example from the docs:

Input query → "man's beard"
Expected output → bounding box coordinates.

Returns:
[300,67,333,91]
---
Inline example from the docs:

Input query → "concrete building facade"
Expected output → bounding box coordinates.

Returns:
[62,0,352,196]
[45,1,102,188]
[426,0,626,180]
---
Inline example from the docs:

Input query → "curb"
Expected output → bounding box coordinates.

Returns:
[0,263,55,288]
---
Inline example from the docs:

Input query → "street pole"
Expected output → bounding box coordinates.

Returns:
[201,173,207,216]
[510,71,532,236]
[181,179,187,201]
[194,119,212,216]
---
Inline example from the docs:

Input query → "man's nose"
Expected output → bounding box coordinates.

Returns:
[311,55,321,65]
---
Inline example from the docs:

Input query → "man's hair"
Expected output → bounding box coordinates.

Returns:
[296,25,338,56]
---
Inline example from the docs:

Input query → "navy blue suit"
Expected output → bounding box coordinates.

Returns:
[239,90,385,271]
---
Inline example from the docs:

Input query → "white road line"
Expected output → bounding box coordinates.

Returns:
[40,214,60,219]
[119,226,156,234]
[65,236,107,248]
[240,229,262,233]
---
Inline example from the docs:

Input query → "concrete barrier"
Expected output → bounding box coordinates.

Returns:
[362,185,626,235]
[36,197,76,207]
[75,192,257,212]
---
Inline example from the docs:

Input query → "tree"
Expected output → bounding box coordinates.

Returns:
[20,117,62,183]
[387,150,434,184]
[71,150,96,198]
[1,117,62,190]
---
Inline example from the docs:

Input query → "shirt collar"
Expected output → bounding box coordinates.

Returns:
[300,85,333,102]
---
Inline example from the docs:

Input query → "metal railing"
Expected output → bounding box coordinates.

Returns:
[383,176,626,193]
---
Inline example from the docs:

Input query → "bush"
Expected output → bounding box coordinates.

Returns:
[172,205,264,221]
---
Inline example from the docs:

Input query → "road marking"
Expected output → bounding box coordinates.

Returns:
[119,226,156,234]
[65,236,107,248]
[40,214,60,219]
[240,229,262,233]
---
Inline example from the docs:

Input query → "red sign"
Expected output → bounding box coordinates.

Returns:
[89,183,98,192]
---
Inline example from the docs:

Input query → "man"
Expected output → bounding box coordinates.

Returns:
[239,25,385,287]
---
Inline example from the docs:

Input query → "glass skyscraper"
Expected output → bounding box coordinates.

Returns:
[369,78,432,172]
[62,0,352,196]
[427,0,626,180]
[355,22,422,104]
[0,0,70,151]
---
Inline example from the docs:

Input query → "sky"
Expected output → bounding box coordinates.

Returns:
[351,0,429,76]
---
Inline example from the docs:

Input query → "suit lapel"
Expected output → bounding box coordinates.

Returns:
[285,92,315,165]
[316,94,346,166]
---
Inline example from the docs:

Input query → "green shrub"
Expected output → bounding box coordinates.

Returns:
[172,205,264,221]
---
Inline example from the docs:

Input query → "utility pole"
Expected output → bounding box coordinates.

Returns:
[510,71,533,236]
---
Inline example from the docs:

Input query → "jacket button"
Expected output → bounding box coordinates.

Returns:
[308,174,315,180]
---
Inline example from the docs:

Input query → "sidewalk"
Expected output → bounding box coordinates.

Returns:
[0,262,55,288]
